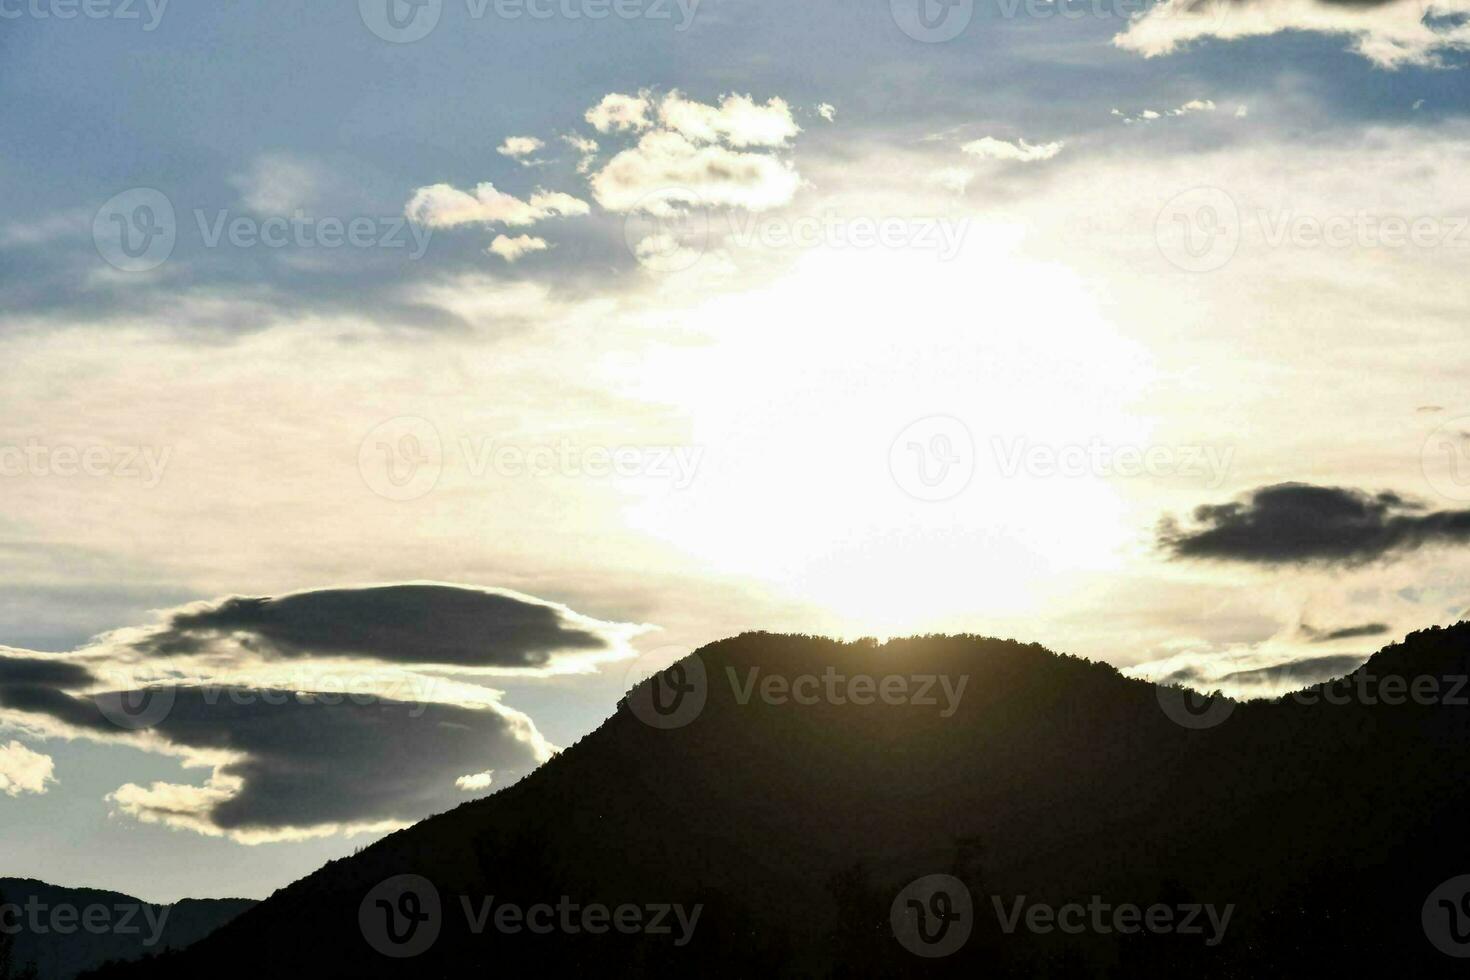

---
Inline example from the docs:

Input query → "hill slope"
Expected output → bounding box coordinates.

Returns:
[0,878,253,980]
[87,628,1470,977]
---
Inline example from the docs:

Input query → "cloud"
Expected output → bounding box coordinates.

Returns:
[1216,654,1369,689]
[590,130,801,214]
[1160,483,1470,565]
[455,770,494,791]
[230,154,322,214]
[1301,621,1391,642]
[0,583,648,842]
[656,92,800,147]
[497,136,547,166]
[585,92,653,133]
[817,103,837,122]
[1127,648,1370,697]
[0,740,55,797]
[95,688,547,842]
[1114,0,1470,69]
[130,584,634,670]
[404,183,590,229]
[960,136,1065,162]
[1116,100,1217,124]
[488,234,551,262]
[562,133,600,173]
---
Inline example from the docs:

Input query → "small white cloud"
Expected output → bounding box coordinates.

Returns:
[0,741,56,797]
[1413,98,1426,110]
[488,234,550,262]
[590,130,800,213]
[231,154,322,214]
[929,167,975,194]
[497,136,547,165]
[405,183,590,229]
[1236,104,1250,118]
[456,770,495,791]
[1114,0,1470,69]
[960,136,1065,163]
[586,92,653,134]
[817,103,837,122]
[1139,109,1162,120]
[1168,99,1216,115]
[656,91,800,148]
[562,134,600,173]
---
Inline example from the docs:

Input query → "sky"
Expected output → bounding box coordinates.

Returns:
[3,0,1470,902]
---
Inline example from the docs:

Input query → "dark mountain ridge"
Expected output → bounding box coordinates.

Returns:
[85,626,1470,977]
[0,878,253,980]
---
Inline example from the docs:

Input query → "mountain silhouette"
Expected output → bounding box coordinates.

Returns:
[81,627,1470,977]
[0,879,252,980]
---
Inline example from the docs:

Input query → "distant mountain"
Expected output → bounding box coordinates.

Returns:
[85,627,1470,977]
[0,879,252,980]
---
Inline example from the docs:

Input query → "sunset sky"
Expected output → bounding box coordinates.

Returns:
[3,0,1470,902]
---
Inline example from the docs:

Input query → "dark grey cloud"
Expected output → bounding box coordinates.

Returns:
[133,584,614,669]
[1300,622,1391,643]
[1159,653,1368,690]
[1159,483,1470,565]
[1218,655,1368,688]
[0,682,539,835]
[0,655,96,690]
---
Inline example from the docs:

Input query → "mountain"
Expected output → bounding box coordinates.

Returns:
[84,627,1470,977]
[0,879,253,980]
